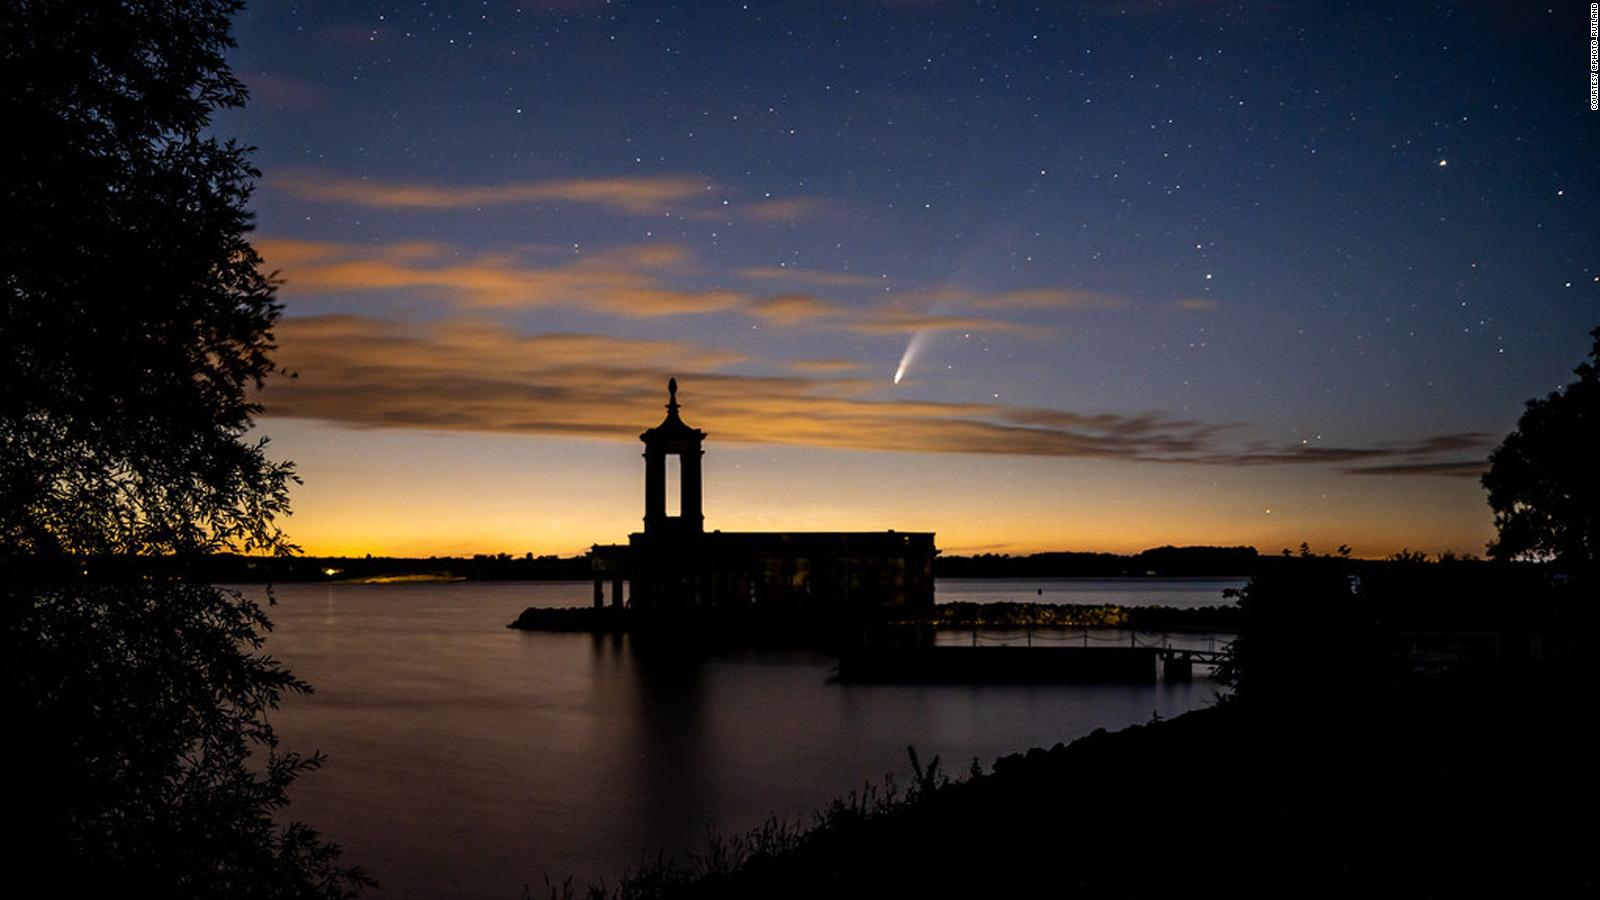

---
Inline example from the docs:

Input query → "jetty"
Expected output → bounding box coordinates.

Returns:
[508,605,1230,682]
[839,634,1226,683]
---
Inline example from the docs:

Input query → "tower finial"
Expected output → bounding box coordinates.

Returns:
[667,377,679,411]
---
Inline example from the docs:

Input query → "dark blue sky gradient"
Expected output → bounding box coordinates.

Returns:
[216,1,1600,554]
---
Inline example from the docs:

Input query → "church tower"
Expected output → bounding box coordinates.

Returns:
[640,378,705,538]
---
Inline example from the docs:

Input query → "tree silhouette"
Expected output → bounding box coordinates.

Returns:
[1,2,367,896]
[1481,328,1600,574]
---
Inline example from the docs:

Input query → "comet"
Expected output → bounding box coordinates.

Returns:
[893,330,929,385]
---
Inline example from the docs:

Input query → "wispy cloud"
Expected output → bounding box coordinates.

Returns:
[1188,432,1495,477]
[747,293,847,325]
[575,243,693,270]
[1169,297,1221,312]
[260,314,1491,476]
[258,239,743,316]
[1342,460,1488,478]
[260,237,1229,339]
[270,169,834,223]
[738,265,880,287]
[273,170,714,215]
[789,358,866,373]
[263,315,1217,455]
[245,74,326,109]
[257,238,452,268]
[844,313,1033,336]
[259,239,1063,332]
[743,197,835,222]
[961,287,1130,311]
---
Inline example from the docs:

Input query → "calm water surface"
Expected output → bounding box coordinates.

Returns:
[257,581,1231,899]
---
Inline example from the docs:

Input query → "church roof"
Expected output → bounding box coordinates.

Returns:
[641,377,706,442]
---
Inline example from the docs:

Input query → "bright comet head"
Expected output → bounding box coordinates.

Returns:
[893,331,928,386]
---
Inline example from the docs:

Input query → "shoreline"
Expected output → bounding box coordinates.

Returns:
[559,660,1589,898]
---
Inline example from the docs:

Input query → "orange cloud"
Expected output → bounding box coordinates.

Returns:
[789,359,866,373]
[271,170,832,222]
[260,239,1048,333]
[255,238,348,267]
[261,239,744,317]
[591,287,747,317]
[273,170,714,215]
[256,237,1200,334]
[1170,297,1221,312]
[744,197,834,222]
[575,243,693,270]
[748,293,847,325]
[263,315,1205,454]
[257,238,456,269]
[259,314,1488,476]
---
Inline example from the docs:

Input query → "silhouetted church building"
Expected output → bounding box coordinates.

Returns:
[591,380,935,629]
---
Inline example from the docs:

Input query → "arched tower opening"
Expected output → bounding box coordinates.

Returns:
[640,377,705,538]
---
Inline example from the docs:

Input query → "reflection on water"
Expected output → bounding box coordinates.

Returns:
[256,581,1224,900]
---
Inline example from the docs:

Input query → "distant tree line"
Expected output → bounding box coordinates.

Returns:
[173,552,595,583]
[162,545,1266,583]
[935,545,1260,578]
[187,544,1557,587]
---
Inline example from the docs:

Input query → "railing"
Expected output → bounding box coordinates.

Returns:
[922,626,1550,675]
[948,626,1230,659]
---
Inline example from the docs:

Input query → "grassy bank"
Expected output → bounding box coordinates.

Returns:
[541,661,1589,899]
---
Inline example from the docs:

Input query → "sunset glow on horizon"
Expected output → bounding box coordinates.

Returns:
[263,416,1497,561]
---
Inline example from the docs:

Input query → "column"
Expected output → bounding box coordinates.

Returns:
[681,448,704,531]
[643,450,665,528]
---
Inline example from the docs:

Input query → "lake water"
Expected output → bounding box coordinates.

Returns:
[256,580,1238,899]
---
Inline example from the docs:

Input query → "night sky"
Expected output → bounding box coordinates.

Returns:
[218,1,1598,558]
